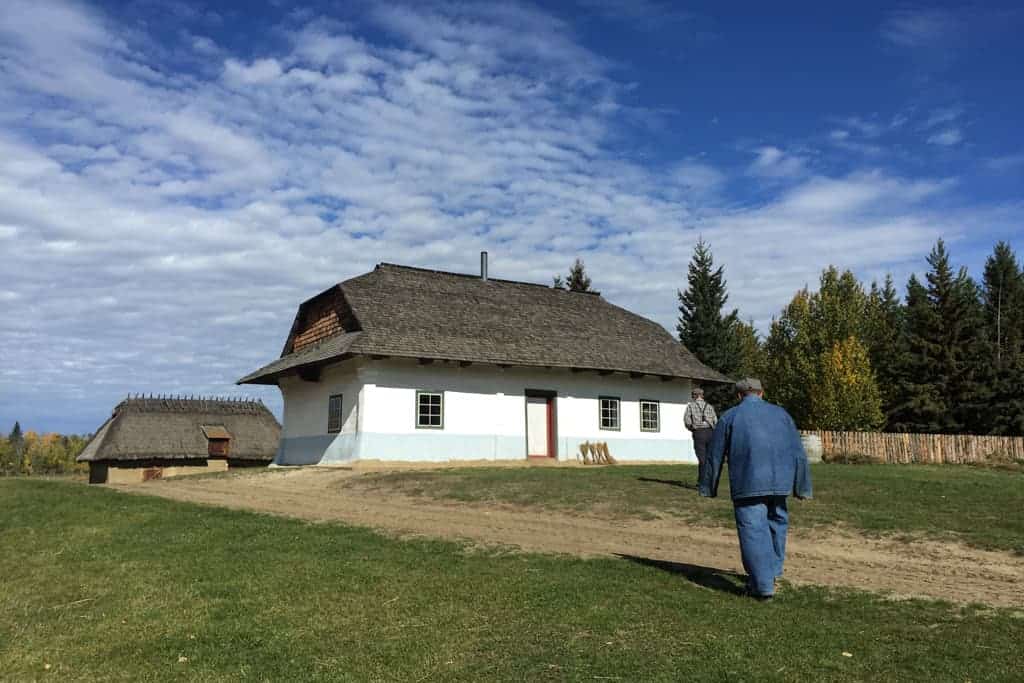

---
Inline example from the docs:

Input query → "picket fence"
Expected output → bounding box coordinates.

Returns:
[800,429,1024,465]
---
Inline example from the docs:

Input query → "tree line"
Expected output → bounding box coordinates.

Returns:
[560,236,1023,436]
[0,422,89,476]
[675,238,1024,436]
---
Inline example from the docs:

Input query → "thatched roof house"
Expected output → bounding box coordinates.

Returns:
[239,255,729,466]
[79,396,280,483]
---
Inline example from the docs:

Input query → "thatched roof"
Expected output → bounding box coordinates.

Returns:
[77,397,280,463]
[239,263,730,385]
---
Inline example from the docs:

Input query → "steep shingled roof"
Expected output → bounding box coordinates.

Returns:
[77,397,280,462]
[239,263,730,385]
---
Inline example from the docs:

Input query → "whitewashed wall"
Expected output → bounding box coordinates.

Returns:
[280,363,361,437]
[275,357,700,464]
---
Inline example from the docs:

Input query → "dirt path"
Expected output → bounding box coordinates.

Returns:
[117,468,1024,608]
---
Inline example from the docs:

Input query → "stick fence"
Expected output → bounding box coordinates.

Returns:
[800,430,1024,465]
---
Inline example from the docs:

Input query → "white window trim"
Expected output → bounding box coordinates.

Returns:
[416,391,445,430]
[599,396,620,431]
[640,399,660,433]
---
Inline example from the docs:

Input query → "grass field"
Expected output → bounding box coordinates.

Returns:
[2,478,1023,681]
[350,464,1024,555]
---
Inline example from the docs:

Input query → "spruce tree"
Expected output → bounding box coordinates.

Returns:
[5,422,24,476]
[889,241,986,433]
[865,274,904,426]
[677,239,741,382]
[982,242,1024,370]
[981,242,1024,435]
[565,258,594,292]
[8,422,23,453]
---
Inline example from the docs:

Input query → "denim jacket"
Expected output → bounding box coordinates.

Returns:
[699,395,813,501]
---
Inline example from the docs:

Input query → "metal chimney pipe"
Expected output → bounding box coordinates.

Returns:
[480,251,488,281]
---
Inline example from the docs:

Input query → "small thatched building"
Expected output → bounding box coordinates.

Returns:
[78,396,281,484]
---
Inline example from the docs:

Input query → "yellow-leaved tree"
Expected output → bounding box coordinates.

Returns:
[810,336,884,431]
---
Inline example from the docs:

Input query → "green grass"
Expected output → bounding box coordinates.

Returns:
[2,480,1023,681]
[350,464,1024,554]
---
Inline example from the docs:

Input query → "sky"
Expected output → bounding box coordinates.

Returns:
[1,0,1022,434]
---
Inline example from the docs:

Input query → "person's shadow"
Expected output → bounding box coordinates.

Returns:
[636,476,698,491]
[616,554,746,596]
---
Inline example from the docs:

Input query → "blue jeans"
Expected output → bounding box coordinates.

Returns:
[733,496,788,596]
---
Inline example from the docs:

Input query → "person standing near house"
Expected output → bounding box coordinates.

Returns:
[699,378,813,601]
[684,387,717,484]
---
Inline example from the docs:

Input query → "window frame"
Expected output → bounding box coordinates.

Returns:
[327,393,344,434]
[639,399,660,433]
[416,390,445,430]
[598,395,621,431]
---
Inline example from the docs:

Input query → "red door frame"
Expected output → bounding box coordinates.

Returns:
[525,389,557,458]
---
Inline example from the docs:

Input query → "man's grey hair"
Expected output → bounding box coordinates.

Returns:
[691,387,704,398]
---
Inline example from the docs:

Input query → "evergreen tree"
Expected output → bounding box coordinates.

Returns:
[889,241,986,433]
[6,422,25,476]
[865,274,904,426]
[565,258,594,292]
[8,422,23,454]
[552,275,565,290]
[889,275,945,431]
[676,239,741,381]
[981,242,1024,435]
[982,242,1024,370]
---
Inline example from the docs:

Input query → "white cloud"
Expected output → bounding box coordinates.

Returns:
[927,128,963,146]
[671,161,725,196]
[747,146,807,179]
[881,8,956,48]
[223,57,284,84]
[923,105,964,128]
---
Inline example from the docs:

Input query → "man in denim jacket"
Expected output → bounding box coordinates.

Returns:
[699,378,813,600]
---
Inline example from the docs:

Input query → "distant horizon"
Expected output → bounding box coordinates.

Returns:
[2,0,1022,433]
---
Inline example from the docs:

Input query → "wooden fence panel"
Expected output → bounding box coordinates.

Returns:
[800,430,1024,464]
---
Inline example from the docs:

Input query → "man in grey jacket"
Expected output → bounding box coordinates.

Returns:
[699,378,813,600]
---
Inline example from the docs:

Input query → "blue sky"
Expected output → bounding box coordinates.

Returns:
[1,0,1022,434]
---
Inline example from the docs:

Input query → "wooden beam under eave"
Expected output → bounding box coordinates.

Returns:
[659,375,675,382]
[598,369,614,376]
[370,354,390,361]
[459,361,473,368]
[629,372,645,379]
[417,358,435,365]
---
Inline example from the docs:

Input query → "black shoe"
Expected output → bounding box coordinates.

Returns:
[744,585,774,601]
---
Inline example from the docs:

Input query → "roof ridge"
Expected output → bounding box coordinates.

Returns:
[115,395,269,415]
[374,262,602,295]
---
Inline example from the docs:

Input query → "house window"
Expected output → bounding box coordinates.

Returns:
[328,394,343,433]
[640,399,660,432]
[416,391,444,429]
[599,396,620,431]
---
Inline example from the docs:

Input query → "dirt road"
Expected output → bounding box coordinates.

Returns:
[118,467,1024,608]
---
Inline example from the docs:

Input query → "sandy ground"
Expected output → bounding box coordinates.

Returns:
[115,467,1024,609]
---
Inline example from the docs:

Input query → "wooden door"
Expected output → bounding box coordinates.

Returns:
[526,396,552,457]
